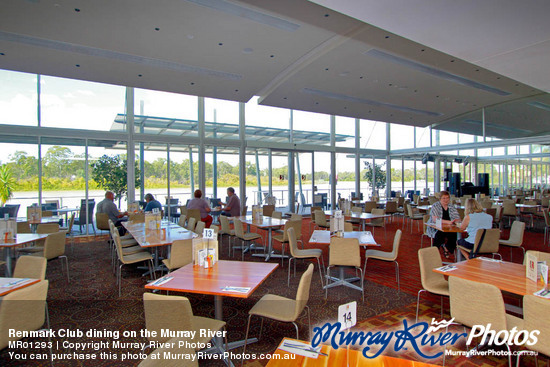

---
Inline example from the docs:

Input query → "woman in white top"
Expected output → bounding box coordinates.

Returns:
[458,198,494,259]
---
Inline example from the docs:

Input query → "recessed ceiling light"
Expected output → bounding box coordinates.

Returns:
[339,72,350,77]
[155,27,160,31]
[74,8,80,12]
[187,35,195,39]
[242,48,253,54]
[75,64,80,67]
[527,101,550,112]
[0,52,4,56]
[138,74,143,77]
[218,42,223,46]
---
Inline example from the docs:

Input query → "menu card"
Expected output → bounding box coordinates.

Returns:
[27,206,42,221]
[128,202,139,213]
[526,253,538,282]
[0,219,16,240]
[252,205,262,221]
[193,237,219,266]
[145,212,161,231]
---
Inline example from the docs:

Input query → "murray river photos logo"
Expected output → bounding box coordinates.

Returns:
[311,318,539,359]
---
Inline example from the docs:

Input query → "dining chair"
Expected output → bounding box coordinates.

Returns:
[457,228,501,260]
[242,263,314,362]
[501,201,517,227]
[186,209,201,225]
[16,221,31,234]
[13,256,47,280]
[232,218,263,260]
[0,280,51,354]
[420,214,432,248]
[363,201,377,213]
[365,208,386,239]
[384,200,398,222]
[177,214,187,228]
[363,229,402,291]
[515,295,550,367]
[347,206,362,230]
[143,293,227,349]
[499,220,526,262]
[95,212,110,235]
[273,220,298,267]
[344,222,354,231]
[313,210,330,231]
[186,217,197,232]
[262,205,275,217]
[271,211,282,219]
[444,276,522,366]
[162,239,193,273]
[194,220,205,235]
[218,215,235,256]
[36,223,59,234]
[286,227,324,287]
[108,220,142,271]
[416,247,449,323]
[406,204,423,233]
[326,237,363,301]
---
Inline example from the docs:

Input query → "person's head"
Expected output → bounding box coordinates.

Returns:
[439,190,450,205]
[227,187,235,196]
[194,189,202,198]
[465,198,483,215]
[145,193,155,202]
[105,191,115,201]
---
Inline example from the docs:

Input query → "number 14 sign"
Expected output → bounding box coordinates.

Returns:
[338,301,357,330]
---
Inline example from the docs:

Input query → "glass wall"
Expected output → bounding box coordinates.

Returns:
[0,70,37,126]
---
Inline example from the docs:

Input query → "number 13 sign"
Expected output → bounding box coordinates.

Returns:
[338,301,357,330]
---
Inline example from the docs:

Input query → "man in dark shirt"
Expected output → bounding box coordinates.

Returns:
[97,191,128,234]
[221,187,241,217]
[144,193,162,212]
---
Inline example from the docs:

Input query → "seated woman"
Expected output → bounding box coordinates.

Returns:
[426,190,461,258]
[458,198,494,260]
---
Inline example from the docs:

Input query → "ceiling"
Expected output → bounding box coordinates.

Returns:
[0,0,549,140]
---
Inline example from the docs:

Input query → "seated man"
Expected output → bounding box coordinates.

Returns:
[144,193,162,213]
[97,191,128,235]
[220,187,241,217]
[187,189,213,228]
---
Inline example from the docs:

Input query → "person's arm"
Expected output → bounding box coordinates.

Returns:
[204,201,211,213]
[459,214,470,230]
[224,196,234,211]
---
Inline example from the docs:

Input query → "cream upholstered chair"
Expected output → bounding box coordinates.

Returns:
[365,208,386,239]
[420,214,432,248]
[313,210,330,230]
[444,276,522,366]
[543,209,550,245]
[326,237,364,301]
[16,221,31,234]
[287,227,324,287]
[520,199,538,228]
[0,280,50,351]
[363,201,377,213]
[457,228,501,260]
[363,229,402,291]
[194,220,205,235]
[177,214,187,228]
[242,263,314,359]
[290,213,302,221]
[113,230,155,296]
[95,212,110,234]
[233,218,262,260]
[501,201,517,227]
[481,200,493,209]
[41,210,53,217]
[139,338,197,367]
[143,293,226,350]
[271,211,282,219]
[344,222,354,232]
[385,200,398,222]
[129,212,145,223]
[186,209,201,225]
[186,217,197,232]
[36,223,59,234]
[499,220,526,262]
[18,231,70,282]
[273,220,299,267]
[13,256,47,280]
[406,204,423,233]
[162,239,193,273]
[262,205,275,217]
[60,212,75,235]
[218,215,235,256]
[416,247,449,323]
[108,220,142,271]
[515,295,550,367]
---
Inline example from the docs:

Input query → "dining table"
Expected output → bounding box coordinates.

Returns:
[323,210,390,231]
[232,215,287,261]
[0,233,48,276]
[0,277,41,297]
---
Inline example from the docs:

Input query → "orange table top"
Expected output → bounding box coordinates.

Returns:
[266,338,440,367]
[123,221,198,247]
[308,230,379,246]
[17,216,62,225]
[324,211,390,220]
[0,278,40,297]
[433,258,545,296]
[0,233,48,248]
[427,223,465,233]
[232,216,287,228]
[145,260,278,298]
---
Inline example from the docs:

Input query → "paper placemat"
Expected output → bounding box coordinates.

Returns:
[436,265,457,272]
[534,288,550,298]
[279,340,323,359]
[150,276,173,286]
[221,286,250,293]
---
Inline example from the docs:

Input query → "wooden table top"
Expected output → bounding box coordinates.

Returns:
[0,233,48,247]
[266,338,440,367]
[232,215,287,228]
[433,258,545,296]
[427,223,465,233]
[417,205,432,211]
[123,221,198,247]
[323,211,390,220]
[308,230,378,246]
[0,278,40,297]
[17,216,63,225]
[145,260,278,298]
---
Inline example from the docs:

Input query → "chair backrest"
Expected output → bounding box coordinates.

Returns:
[79,199,95,222]
[543,208,550,227]
[310,206,322,215]
[364,201,377,213]
[473,228,500,254]
[406,203,414,218]
[210,225,219,236]
[17,221,31,234]
[385,201,397,213]
[351,206,362,214]
[219,215,231,233]
[179,205,188,217]
[485,208,497,222]
[280,221,293,242]
[508,220,526,245]
[481,200,493,209]
[314,210,327,226]
[194,221,205,235]
[344,222,353,231]
[422,214,430,235]
[370,208,385,225]
[290,214,302,221]
[178,214,187,228]
[288,227,299,257]
[66,212,76,232]
[418,247,446,291]
[524,200,538,214]
[262,205,275,217]
[329,237,360,267]
[388,229,402,259]
[167,239,193,270]
[13,256,47,279]
[241,205,248,216]
[186,209,201,223]
[4,204,20,218]
[271,211,282,219]
[43,231,67,260]
[397,196,404,207]
[428,196,438,205]
[493,205,503,223]
[186,217,196,232]
[449,276,507,330]
[456,208,465,220]
[523,295,550,356]
[143,293,193,343]
[129,212,145,223]
[233,218,244,238]
[502,201,517,216]
[541,196,550,208]
[293,263,314,319]
[36,223,59,234]
[41,210,53,217]
[0,280,49,350]
[95,212,110,230]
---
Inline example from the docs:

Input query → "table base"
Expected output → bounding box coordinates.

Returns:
[324,268,362,292]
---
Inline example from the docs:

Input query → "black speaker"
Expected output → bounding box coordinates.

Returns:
[444,168,452,182]
[478,173,489,188]
[449,172,461,197]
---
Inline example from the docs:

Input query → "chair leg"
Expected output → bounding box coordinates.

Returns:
[287,257,293,286]
[60,255,70,283]
[305,305,312,341]
[415,289,427,323]
[292,321,299,340]
[241,315,253,367]
[362,257,368,283]
[394,261,400,292]
[316,257,324,287]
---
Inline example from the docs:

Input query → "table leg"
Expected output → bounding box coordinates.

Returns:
[324,267,362,291]
[3,247,12,277]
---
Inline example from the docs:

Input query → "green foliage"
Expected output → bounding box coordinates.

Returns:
[363,161,386,190]
[0,164,17,206]
[92,155,140,205]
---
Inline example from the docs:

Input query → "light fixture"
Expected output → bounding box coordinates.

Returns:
[364,49,511,96]
[527,101,550,112]
[463,119,531,135]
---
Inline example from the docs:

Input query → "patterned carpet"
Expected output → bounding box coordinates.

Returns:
[1,215,548,366]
